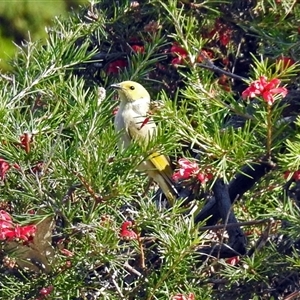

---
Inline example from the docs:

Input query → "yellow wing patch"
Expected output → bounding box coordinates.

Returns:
[148,152,173,179]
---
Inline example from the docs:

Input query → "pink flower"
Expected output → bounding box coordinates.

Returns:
[0,210,37,242]
[107,59,127,74]
[170,43,188,65]
[172,158,213,184]
[0,210,13,229]
[172,293,195,300]
[242,76,288,105]
[120,221,138,240]
[14,224,36,242]
[225,256,240,266]
[0,227,16,240]
[0,158,11,181]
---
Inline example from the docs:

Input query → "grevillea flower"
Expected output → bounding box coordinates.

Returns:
[172,293,195,300]
[170,43,188,65]
[120,220,138,240]
[60,248,74,257]
[276,56,295,69]
[218,74,231,92]
[172,158,213,184]
[0,158,11,181]
[14,224,36,242]
[131,44,145,53]
[197,49,214,63]
[208,18,232,47]
[225,256,240,266]
[39,286,54,298]
[0,210,13,228]
[0,228,16,240]
[242,76,288,105]
[0,210,37,242]
[284,170,300,181]
[106,59,127,74]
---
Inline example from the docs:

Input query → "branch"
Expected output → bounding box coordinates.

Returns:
[195,159,275,225]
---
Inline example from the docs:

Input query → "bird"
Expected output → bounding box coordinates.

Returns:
[111,80,177,205]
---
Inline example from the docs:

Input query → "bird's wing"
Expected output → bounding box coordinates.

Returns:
[148,152,173,179]
[127,116,178,202]
[127,118,173,179]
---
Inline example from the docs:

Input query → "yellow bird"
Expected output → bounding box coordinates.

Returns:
[111,80,177,204]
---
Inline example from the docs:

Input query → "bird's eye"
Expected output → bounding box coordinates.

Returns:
[129,86,135,90]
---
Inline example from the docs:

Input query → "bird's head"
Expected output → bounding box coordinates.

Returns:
[110,81,150,103]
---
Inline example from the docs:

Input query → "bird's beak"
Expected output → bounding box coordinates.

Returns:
[110,83,122,90]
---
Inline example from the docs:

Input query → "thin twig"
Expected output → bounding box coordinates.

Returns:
[134,226,146,270]
[197,59,247,81]
[73,171,102,203]
[199,218,274,231]
[283,290,300,300]
[104,267,125,299]
[0,73,14,82]
[247,219,275,257]
[124,262,144,278]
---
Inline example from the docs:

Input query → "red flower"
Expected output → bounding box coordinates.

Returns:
[14,224,36,242]
[0,158,11,181]
[170,43,188,65]
[131,44,145,53]
[242,76,287,105]
[284,170,300,181]
[120,221,138,240]
[218,74,231,92]
[276,56,295,69]
[208,18,232,46]
[197,49,214,63]
[172,158,213,184]
[107,59,127,74]
[0,211,14,240]
[0,210,37,242]
[172,293,195,300]
[60,248,74,257]
[219,30,231,46]
[39,286,54,297]
[0,228,16,240]
[0,210,13,228]
[225,256,240,266]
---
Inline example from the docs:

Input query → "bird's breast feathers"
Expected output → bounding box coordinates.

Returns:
[114,99,156,148]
